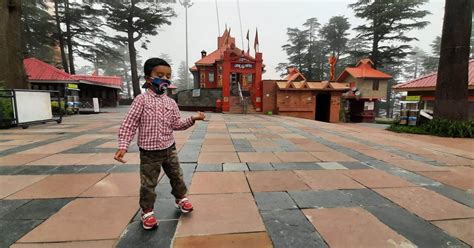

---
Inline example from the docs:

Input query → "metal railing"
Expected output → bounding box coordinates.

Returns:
[237,82,248,114]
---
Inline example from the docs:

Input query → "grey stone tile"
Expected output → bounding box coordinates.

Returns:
[254,192,298,211]
[2,198,72,220]
[425,185,474,208]
[134,199,181,221]
[155,184,174,199]
[223,163,249,171]
[0,200,29,218]
[79,165,115,173]
[0,219,43,247]
[271,162,322,171]
[247,163,275,171]
[116,220,178,248]
[289,189,392,209]
[365,205,469,248]
[260,209,328,248]
[0,166,25,175]
[189,131,206,140]
[317,162,347,170]
[196,164,222,172]
[364,160,397,172]
[339,162,371,169]
[107,165,140,173]
[49,165,87,174]
[12,166,58,175]
[386,169,441,186]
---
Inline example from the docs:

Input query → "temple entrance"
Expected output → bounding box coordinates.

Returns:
[316,93,330,122]
[230,72,241,96]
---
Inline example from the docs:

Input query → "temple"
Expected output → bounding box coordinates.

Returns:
[189,28,263,113]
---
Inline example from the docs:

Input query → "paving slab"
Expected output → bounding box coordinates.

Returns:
[198,152,240,164]
[254,192,298,210]
[0,219,43,247]
[7,173,107,200]
[317,162,347,170]
[432,219,474,246]
[274,152,319,162]
[11,240,117,248]
[271,162,322,171]
[289,189,392,209]
[189,172,250,194]
[223,163,249,171]
[116,220,177,248]
[195,163,222,172]
[303,207,415,248]
[260,209,328,248]
[80,173,140,197]
[366,204,470,248]
[247,163,275,171]
[18,197,139,242]
[174,232,273,248]
[0,175,48,199]
[342,169,416,188]
[175,193,265,237]
[294,170,365,190]
[375,187,474,221]
[238,152,281,163]
[0,199,29,218]
[246,171,309,192]
[2,198,72,220]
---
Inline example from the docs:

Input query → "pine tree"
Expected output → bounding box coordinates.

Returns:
[103,0,175,97]
[175,61,190,91]
[422,36,441,74]
[434,0,472,120]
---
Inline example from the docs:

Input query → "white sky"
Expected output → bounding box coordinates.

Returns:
[78,0,446,80]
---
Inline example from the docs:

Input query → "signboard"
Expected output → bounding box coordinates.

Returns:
[16,91,53,123]
[192,89,201,97]
[406,95,421,101]
[67,83,78,89]
[233,63,254,69]
[364,101,375,111]
[93,98,100,112]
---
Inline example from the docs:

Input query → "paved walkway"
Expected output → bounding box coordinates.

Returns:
[1,107,473,248]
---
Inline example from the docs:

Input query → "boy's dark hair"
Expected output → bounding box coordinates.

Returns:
[144,58,171,77]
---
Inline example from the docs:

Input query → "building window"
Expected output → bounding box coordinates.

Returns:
[425,100,434,111]
[200,72,205,83]
[372,80,380,91]
[209,72,215,83]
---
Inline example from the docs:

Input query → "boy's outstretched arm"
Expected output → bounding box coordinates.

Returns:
[171,102,205,131]
[115,95,144,163]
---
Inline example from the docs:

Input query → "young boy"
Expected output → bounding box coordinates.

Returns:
[114,58,205,230]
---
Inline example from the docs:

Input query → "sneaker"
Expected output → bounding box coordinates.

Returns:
[176,198,193,213]
[141,209,158,230]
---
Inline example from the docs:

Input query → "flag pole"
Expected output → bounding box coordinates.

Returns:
[237,0,245,50]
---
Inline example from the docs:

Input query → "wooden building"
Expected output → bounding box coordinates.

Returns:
[262,68,349,123]
[393,59,474,118]
[24,58,122,108]
[337,59,392,122]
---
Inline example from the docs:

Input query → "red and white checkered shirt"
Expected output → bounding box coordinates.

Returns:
[118,90,194,151]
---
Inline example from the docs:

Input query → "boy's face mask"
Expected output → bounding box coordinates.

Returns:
[149,77,171,95]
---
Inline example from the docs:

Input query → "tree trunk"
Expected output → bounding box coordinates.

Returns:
[64,0,75,74]
[434,0,471,121]
[0,0,29,89]
[128,1,140,98]
[54,0,69,73]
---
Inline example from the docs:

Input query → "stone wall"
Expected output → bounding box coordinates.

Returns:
[176,89,222,108]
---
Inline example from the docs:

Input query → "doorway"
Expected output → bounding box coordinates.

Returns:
[316,93,330,122]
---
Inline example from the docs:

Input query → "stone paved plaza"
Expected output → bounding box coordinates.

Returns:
[1,107,473,247]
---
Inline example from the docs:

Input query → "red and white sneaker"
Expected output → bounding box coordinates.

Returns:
[176,198,193,213]
[141,209,158,230]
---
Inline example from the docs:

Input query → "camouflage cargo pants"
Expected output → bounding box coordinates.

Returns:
[139,144,187,210]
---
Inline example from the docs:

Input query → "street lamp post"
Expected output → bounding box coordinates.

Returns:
[179,0,193,89]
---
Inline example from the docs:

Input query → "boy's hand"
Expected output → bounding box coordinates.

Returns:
[114,149,127,163]
[192,111,206,121]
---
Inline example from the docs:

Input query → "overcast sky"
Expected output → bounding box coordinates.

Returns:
[79,0,446,80]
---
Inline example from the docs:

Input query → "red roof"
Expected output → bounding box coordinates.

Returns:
[285,67,307,83]
[195,29,245,66]
[73,75,122,88]
[24,57,76,82]
[24,58,122,89]
[394,59,474,90]
[337,59,392,81]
